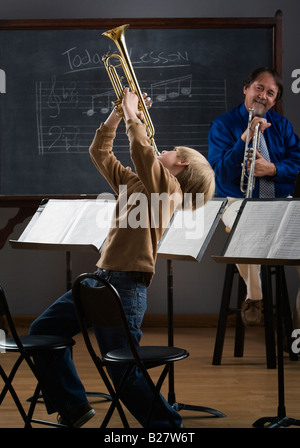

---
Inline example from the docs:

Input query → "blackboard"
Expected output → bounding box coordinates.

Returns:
[0,14,282,197]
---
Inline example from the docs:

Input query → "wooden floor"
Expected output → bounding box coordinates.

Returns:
[1,325,300,430]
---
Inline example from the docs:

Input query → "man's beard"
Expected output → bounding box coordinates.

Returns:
[252,99,267,116]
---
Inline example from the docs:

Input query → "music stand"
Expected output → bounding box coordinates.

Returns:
[293,171,300,198]
[158,198,227,418]
[253,265,300,428]
[213,198,300,428]
[10,197,116,403]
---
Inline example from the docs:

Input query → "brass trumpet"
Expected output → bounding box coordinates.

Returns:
[240,108,261,198]
[102,24,160,155]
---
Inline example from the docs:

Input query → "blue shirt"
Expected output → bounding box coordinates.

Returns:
[208,103,300,198]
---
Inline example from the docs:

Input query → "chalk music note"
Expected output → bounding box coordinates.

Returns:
[85,91,112,116]
[151,75,192,102]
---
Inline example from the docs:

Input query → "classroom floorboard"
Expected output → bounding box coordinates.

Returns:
[1,326,299,431]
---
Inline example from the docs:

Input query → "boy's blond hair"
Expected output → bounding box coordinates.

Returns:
[175,146,215,210]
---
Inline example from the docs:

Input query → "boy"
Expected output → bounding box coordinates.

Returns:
[29,88,215,428]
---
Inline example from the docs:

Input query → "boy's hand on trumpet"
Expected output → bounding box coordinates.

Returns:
[122,87,152,122]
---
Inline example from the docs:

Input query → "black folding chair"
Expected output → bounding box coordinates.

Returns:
[0,284,75,427]
[72,272,189,428]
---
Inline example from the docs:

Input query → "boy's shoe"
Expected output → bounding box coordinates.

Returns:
[58,404,96,428]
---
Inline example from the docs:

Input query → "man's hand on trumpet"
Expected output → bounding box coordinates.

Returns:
[253,151,277,177]
[241,116,271,142]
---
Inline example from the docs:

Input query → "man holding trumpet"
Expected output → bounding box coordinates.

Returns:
[208,67,300,326]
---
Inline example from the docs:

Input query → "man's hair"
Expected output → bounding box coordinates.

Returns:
[243,66,283,101]
[175,146,215,210]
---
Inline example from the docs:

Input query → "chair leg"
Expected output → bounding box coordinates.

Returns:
[24,382,42,428]
[0,360,28,424]
[146,364,170,427]
[100,364,131,428]
[25,382,67,428]
[91,359,129,428]
[213,264,235,365]
[140,364,179,428]
[101,363,179,429]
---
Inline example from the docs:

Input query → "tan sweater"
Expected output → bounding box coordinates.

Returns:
[89,118,182,286]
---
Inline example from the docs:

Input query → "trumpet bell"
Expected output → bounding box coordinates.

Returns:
[102,24,130,41]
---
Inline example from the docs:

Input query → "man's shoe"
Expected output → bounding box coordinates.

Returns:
[241,299,262,326]
[58,404,96,428]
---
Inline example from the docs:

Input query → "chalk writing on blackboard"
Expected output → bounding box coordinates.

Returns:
[36,75,226,155]
[62,46,190,74]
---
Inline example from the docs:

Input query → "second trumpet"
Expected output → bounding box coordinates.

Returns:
[240,108,261,198]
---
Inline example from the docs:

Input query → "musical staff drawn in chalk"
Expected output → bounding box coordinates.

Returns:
[151,75,192,102]
[84,91,112,117]
[36,76,227,155]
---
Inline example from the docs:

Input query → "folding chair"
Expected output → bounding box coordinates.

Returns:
[72,272,189,428]
[0,284,75,427]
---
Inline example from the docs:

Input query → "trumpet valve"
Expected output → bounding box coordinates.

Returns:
[246,147,254,160]
[111,100,124,118]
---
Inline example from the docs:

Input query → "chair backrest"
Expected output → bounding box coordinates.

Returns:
[0,284,28,353]
[72,273,135,353]
[72,273,128,327]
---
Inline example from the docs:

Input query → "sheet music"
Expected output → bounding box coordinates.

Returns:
[18,199,116,250]
[18,200,84,243]
[224,200,300,259]
[62,200,116,247]
[158,199,224,259]
[14,198,224,258]
[268,201,300,259]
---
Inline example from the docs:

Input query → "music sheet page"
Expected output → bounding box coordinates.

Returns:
[268,201,300,259]
[224,200,300,260]
[158,200,224,259]
[62,199,115,248]
[18,199,115,250]
[19,200,84,244]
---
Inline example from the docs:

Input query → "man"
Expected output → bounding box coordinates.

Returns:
[208,67,300,326]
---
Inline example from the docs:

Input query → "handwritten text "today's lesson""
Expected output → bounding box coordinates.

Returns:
[62,47,190,73]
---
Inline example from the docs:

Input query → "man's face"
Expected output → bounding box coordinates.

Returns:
[243,72,278,116]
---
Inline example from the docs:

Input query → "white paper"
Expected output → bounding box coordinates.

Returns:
[18,199,116,250]
[158,200,224,259]
[62,200,116,247]
[16,198,224,259]
[268,201,300,259]
[224,200,300,260]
